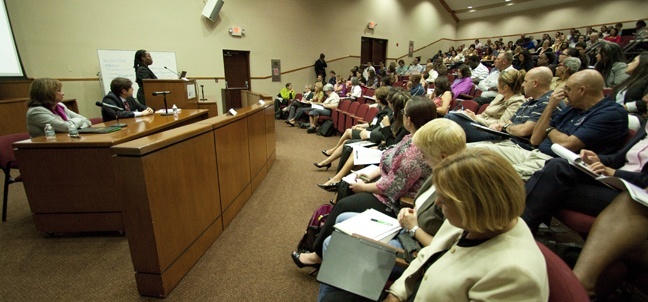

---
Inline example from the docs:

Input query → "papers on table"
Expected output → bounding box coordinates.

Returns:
[342,164,379,184]
[311,103,324,110]
[333,209,402,244]
[352,146,383,165]
[156,108,182,114]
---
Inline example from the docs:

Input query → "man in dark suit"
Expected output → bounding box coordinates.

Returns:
[101,77,154,122]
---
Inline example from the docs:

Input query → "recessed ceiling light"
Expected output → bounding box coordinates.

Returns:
[505,0,511,2]
[469,9,476,12]
[507,2,513,5]
[468,6,472,8]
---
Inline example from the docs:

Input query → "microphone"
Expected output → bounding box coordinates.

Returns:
[152,91,171,96]
[164,66,180,77]
[95,101,124,111]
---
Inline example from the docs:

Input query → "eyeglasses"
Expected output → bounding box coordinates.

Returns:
[400,109,408,116]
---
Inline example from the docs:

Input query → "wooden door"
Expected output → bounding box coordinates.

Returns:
[360,37,388,67]
[222,50,250,113]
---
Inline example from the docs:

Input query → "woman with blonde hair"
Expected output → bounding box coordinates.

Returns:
[26,78,91,138]
[384,148,548,301]
[317,119,467,301]
[446,69,526,142]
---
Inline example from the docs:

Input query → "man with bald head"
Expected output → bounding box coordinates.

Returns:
[470,69,628,180]
[465,67,562,143]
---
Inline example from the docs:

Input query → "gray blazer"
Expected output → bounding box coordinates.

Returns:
[26,103,91,138]
[606,62,630,87]
[412,176,444,236]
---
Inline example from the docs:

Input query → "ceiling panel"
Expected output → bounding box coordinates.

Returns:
[442,0,582,21]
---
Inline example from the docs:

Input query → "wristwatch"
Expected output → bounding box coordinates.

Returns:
[545,127,555,135]
[408,225,419,238]
[502,123,510,133]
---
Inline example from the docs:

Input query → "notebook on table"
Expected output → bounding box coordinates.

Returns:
[77,126,122,134]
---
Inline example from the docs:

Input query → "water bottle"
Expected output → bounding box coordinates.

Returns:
[67,121,79,138]
[172,104,178,118]
[44,124,55,139]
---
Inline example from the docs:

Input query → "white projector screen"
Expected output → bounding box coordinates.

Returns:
[0,0,26,77]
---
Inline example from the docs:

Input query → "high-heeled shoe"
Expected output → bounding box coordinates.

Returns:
[321,150,330,157]
[313,162,331,170]
[285,120,295,127]
[291,251,321,269]
[317,182,339,192]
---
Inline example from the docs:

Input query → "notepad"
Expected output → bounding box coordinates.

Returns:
[317,231,397,301]
[333,209,401,244]
[77,126,121,134]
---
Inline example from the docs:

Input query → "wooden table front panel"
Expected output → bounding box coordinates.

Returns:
[115,131,221,274]
[214,118,250,211]
[16,147,119,214]
[247,109,267,181]
[264,105,276,162]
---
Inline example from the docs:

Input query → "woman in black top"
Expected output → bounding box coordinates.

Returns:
[134,49,158,106]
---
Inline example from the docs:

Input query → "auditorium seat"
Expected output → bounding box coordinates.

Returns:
[459,99,479,112]
[333,99,351,133]
[343,102,361,131]
[364,89,375,97]
[361,106,379,125]
[351,104,369,126]
[477,103,489,114]
[536,241,590,302]
[0,132,29,222]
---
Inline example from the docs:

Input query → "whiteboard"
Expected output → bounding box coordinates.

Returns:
[97,49,178,98]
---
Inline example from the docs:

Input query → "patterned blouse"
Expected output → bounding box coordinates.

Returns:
[374,134,432,212]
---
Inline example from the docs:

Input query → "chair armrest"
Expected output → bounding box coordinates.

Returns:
[400,196,414,208]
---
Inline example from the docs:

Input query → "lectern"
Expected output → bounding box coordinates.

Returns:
[143,79,198,110]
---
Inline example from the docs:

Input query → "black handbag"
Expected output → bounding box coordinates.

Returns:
[317,120,335,136]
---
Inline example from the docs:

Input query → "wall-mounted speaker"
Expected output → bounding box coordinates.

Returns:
[202,0,224,21]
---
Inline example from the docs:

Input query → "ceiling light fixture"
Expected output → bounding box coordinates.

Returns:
[468,6,472,8]
[469,9,476,12]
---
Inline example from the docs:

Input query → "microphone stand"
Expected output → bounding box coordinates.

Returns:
[200,85,207,102]
[113,114,127,128]
[155,92,173,116]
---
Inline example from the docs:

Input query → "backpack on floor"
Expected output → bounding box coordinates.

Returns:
[297,204,333,253]
[316,120,335,137]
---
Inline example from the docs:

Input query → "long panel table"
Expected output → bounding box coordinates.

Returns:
[13,109,209,233]
[110,102,275,297]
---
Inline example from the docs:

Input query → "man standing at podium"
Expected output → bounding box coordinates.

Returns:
[134,49,158,105]
[101,77,154,122]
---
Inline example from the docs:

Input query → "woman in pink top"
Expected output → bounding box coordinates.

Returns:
[430,76,453,116]
[604,28,621,43]
[451,64,473,97]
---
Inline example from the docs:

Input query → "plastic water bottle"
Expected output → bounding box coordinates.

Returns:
[172,104,178,118]
[67,121,79,138]
[44,124,55,139]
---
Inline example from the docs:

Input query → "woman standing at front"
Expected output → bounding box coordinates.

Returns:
[134,49,158,106]
[26,78,91,138]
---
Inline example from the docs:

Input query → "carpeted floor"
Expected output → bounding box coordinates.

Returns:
[0,120,342,301]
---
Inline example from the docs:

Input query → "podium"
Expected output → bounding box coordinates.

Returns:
[143,79,198,111]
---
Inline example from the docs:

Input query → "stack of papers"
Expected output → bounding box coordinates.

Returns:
[342,164,379,184]
[352,146,383,165]
[334,209,401,243]
[156,108,182,114]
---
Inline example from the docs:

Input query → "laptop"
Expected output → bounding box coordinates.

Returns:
[317,231,397,301]
[178,71,187,79]
[77,126,122,134]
